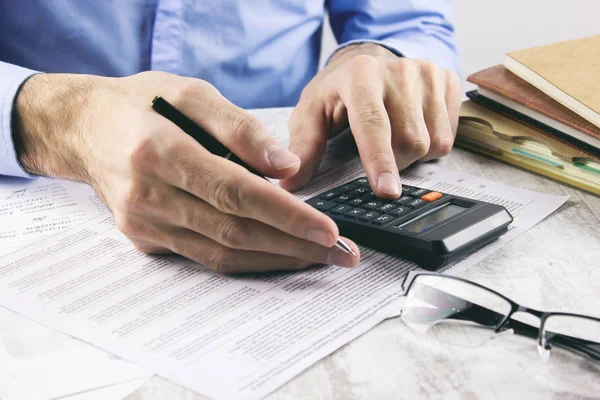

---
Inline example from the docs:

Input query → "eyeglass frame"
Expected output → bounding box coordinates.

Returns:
[401,271,600,362]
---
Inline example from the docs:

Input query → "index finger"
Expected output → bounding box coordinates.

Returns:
[158,132,340,248]
[339,81,402,199]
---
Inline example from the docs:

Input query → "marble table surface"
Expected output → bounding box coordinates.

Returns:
[126,109,600,400]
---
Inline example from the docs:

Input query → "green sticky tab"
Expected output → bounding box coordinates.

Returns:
[512,148,563,168]
[574,162,600,175]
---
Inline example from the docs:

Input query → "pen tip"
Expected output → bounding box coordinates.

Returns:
[335,238,356,257]
[151,95,161,107]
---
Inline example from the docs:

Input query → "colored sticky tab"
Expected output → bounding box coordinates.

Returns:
[512,148,564,168]
[421,192,443,202]
[574,162,600,175]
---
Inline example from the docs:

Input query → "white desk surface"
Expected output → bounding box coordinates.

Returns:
[127,111,600,400]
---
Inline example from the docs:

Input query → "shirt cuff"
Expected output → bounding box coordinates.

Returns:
[326,37,460,76]
[325,39,405,65]
[0,64,40,178]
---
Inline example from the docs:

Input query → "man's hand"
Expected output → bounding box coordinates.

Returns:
[280,43,461,198]
[13,72,360,272]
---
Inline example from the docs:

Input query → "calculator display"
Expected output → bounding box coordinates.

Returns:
[399,203,466,233]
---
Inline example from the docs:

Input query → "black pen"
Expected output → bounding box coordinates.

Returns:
[150,96,355,257]
[151,95,264,177]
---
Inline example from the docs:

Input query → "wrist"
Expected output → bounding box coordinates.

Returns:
[327,42,400,68]
[12,73,99,182]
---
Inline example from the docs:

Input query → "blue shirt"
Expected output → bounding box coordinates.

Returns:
[0,0,458,178]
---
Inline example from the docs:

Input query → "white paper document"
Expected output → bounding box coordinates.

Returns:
[0,139,567,400]
[0,306,148,400]
[0,177,107,256]
[0,177,150,400]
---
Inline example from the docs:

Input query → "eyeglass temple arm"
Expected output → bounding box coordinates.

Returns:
[412,286,600,361]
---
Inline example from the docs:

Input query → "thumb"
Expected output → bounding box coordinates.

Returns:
[172,84,301,179]
[279,105,328,191]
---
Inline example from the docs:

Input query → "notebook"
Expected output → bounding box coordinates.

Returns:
[466,65,600,153]
[504,35,600,128]
[457,100,600,195]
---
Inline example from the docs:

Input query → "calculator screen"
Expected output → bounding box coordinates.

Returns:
[400,203,467,233]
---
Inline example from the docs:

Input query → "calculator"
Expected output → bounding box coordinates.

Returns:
[306,177,513,270]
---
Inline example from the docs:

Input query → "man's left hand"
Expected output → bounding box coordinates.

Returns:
[280,43,461,198]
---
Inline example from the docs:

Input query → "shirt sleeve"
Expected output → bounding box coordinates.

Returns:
[0,61,40,178]
[326,0,459,74]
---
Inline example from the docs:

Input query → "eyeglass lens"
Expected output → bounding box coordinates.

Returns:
[401,274,512,348]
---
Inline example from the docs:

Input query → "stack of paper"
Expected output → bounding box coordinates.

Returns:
[0,124,568,399]
[458,101,600,195]
[0,177,151,400]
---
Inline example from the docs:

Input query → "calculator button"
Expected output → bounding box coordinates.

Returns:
[330,205,352,215]
[349,198,365,206]
[392,196,413,205]
[355,178,370,186]
[421,192,443,202]
[407,199,427,209]
[351,187,369,195]
[345,208,366,218]
[307,198,337,211]
[363,200,383,210]
[390,206,410,217]
[358,211,380,221]
[320,190,338,200]
[411,189,429,197]
[401,186,417,196]
[372,214,393,225]
[361,192,377,201]
[333,195,352,203]
[377,203,397,213]
[338,184,357,193]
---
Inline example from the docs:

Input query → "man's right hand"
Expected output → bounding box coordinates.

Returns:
[13,72,360,273]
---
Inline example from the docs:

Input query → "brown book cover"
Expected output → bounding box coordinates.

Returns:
[467,65,600,141]
[504,35,600,128]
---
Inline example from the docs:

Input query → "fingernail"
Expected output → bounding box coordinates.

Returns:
[306,228,335,247]
[326,247,357,268]
[377,172,401,196]
[268,146,300,170]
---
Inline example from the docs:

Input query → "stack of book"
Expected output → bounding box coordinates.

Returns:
[457,35,600,195]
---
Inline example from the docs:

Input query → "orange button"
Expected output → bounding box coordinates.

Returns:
[421,192,443,202]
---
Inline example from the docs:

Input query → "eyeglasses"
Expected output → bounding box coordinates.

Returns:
[399,271,600,363]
